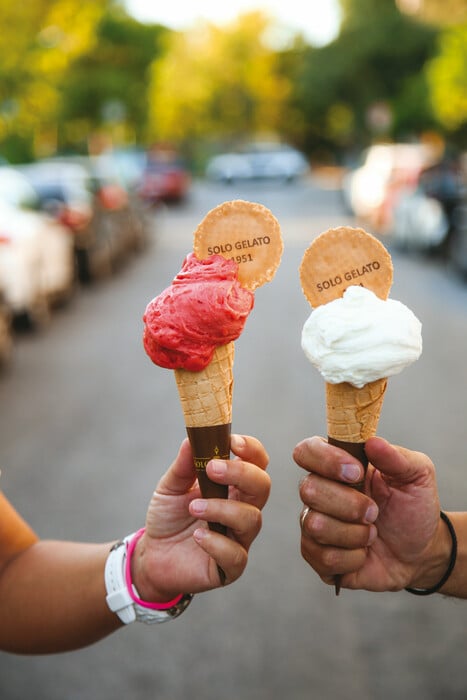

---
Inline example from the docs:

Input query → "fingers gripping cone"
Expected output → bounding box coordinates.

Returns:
[300,226,393,593]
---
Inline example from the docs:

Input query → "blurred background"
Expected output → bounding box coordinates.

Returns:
[1,1,467,698]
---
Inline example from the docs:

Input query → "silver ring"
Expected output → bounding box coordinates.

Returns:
[300,507,310,530]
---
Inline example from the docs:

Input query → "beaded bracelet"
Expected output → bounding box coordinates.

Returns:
[405,511,457,596]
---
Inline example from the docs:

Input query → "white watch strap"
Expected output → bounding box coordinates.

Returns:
[104,534,193,625]
[104,537,136,624]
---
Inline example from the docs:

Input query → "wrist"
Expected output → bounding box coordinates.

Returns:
[406,512,457,595]
[104,530,192,624]
[130,531,179,604]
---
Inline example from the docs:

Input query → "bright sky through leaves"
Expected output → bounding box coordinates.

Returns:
[124,0,341,46]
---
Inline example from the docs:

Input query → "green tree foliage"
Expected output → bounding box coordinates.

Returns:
[60,6,169,148]
[1,0,465,164]
[426,23,467,136]
[0,0,108,161]
[147,12,291,150]
[290,0,439,156]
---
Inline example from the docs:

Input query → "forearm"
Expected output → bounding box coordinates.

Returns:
[0,540,121,654]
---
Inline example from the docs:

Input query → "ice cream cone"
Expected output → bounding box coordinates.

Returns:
[174,342,235,540]
[300,226,393,458]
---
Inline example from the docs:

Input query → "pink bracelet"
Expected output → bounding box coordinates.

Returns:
[124,527,184,610]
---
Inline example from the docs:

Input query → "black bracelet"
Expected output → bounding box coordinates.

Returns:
[405,511,457,596]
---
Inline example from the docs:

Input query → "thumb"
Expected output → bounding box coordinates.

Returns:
[365,437,435,488]
[156,438,197,495]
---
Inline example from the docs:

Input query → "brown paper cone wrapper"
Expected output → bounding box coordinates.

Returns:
[174,343,235,537]
[186,424,230,537]
[326,377,387,491]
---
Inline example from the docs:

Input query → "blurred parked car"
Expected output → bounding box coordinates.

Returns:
[91,152,152,254]
[138,145,191,204]
[0,166,74,327]
[100,146,147,191]
[20,160,110,283]
[206,142,309,184]
[390,157,465,253]
[342,143,439,231]
[21,156,149,283]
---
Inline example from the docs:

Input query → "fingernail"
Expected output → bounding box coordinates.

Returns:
[191,499,208,515]
[193,528,207,542]
[209,459,227,476]
[365,503,379,524]
[230,435,246,451]
[341,463,361,482]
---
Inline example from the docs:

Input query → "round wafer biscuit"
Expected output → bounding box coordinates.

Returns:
[193,200,283,291]
[300,226,393,307]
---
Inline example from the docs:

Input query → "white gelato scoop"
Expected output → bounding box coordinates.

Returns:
[301,285,422,388]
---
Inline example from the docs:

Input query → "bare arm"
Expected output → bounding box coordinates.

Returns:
[0,434,270,654]
[0,540,120,654]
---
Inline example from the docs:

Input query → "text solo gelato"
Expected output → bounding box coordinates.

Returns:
[301,285,422,388]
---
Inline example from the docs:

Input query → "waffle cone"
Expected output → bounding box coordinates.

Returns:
[326,377,387,443]
[174,342,234,428]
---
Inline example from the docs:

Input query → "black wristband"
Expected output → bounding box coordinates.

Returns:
[405,511,457,596]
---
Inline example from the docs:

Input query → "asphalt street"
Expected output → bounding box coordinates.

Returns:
[1,176,467,700]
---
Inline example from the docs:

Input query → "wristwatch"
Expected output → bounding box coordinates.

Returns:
[104,534,193,624]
